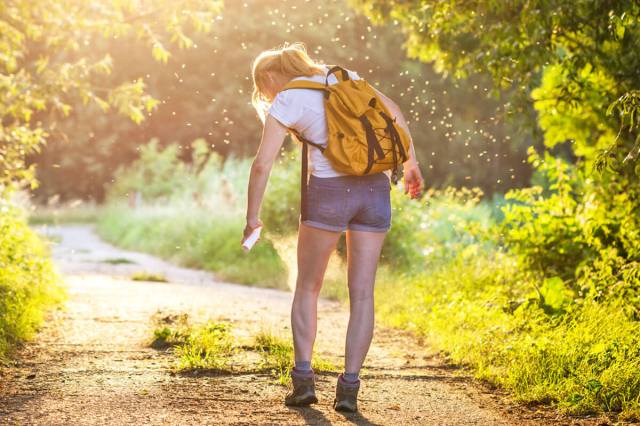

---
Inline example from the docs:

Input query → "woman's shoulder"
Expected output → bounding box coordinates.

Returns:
[291,65,361,83]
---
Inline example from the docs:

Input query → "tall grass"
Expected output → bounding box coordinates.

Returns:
[375,246,640,420]
[251,329,337,385]
[0,204,66,361]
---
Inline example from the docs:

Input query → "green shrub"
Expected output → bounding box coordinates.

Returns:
[0,205,65,360]
[375,248,640,418]
[383,185,496,269]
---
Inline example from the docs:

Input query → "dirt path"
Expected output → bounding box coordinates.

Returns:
[0,225,608,425]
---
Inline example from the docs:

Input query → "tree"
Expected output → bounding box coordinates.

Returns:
[350,0,640,169]
[0,0,222,197]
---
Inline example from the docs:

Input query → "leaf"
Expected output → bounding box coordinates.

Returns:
[539,276,571,313]
[93,96,110,112]
[585,379,603,394]
[152,42,171,64]
[616,22,625,40]
[128,106,144,124]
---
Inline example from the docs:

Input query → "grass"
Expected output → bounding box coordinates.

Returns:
[96,203,288,289]
[174,321,235,371]
[131,271,168,282]
[150,313,336,383]
[102,257,136,264]
[28,202,101,225]
[0,206,66,361]
[251,329,337,385]
[150,312,235,371]
[374,249,640,421]
[150,313,191,349]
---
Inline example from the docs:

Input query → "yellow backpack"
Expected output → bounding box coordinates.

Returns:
[281,66,411,219]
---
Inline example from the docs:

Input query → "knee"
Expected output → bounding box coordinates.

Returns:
[348,287,374,304]
[294,277,322,296]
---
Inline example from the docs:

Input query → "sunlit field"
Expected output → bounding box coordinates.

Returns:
[3,0,640,422]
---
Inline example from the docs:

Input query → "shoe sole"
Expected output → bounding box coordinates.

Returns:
[333,400,357,412]
[285,394,318,407]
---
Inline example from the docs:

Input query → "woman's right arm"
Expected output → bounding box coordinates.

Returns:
[243,115,288,242]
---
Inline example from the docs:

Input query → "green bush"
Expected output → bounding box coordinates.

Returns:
[375,247,640,419]
[0,205,65,360]
[382,185,496,269]
[108,139,250,209]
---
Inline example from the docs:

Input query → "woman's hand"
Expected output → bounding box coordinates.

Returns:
[242,217,263,245]
[403,163,424,199]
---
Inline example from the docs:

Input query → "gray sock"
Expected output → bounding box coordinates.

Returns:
[343,371,359,383]
[294,360,312,372]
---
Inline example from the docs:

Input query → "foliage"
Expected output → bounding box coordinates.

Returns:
[108,139,191,203]
[261,148,302,236]
[383,185,496,269]
[351,0,640,162]
[0,0,222,197]
[0,204,65,360]
[501,148,590,284]
[375,260,640,419]
[174,322,235,371]
[348,2,640,416]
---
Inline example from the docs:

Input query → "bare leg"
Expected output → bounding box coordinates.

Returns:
[344,230,387,374]
[291,223,341,364]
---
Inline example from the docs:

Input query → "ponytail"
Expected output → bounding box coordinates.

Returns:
[251,42,325,121]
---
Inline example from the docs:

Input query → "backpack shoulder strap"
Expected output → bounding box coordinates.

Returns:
[326,65,350,82]
[281,80,327,92]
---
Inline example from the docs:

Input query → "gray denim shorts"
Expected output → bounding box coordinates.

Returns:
[303,173,391,233]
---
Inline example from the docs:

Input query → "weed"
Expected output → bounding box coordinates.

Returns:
[102,257,136,265]
[131,271,168,282]
[175,322,235,371]
[252,330,337,385]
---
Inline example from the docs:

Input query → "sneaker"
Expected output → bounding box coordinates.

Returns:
[284,369,318,406]
[333,373,360,412]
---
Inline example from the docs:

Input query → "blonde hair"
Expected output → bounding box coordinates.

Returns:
[251,42,325,121]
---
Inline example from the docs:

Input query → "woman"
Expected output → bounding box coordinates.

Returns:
[242,43,423,412]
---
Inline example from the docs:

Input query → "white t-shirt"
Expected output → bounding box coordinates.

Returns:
[268,65,361,178]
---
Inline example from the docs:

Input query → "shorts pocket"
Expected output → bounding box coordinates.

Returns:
[370,185,392,227]
[307,185,347,225]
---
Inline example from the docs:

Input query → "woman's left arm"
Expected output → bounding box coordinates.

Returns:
[243,115,289,242]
